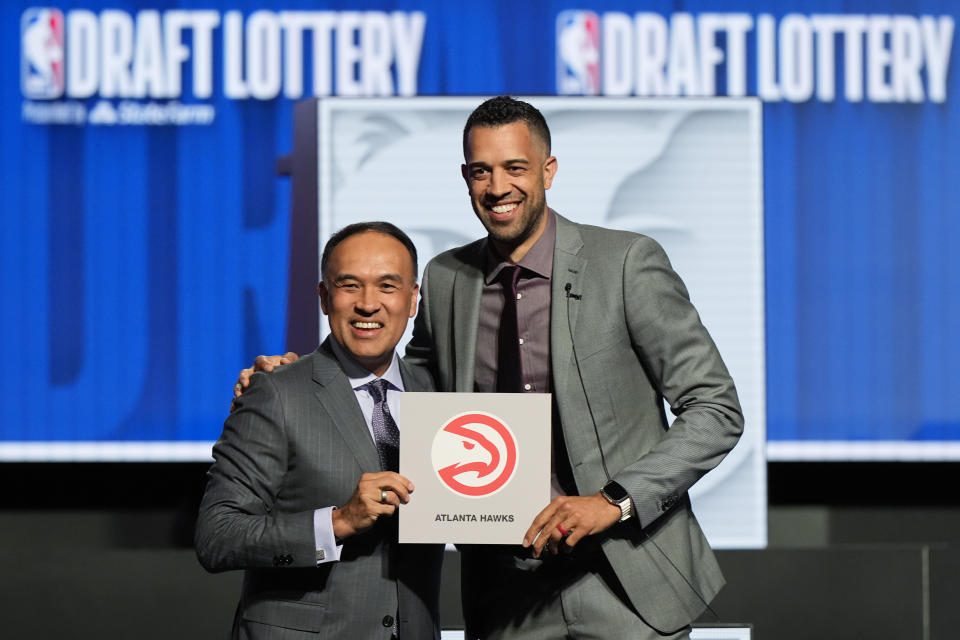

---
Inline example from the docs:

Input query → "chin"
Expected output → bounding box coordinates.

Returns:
[351,345,383,360]
[488,227,523,245]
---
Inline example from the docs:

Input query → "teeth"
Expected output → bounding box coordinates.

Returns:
[491,203,518,214]
[353,321,382,329]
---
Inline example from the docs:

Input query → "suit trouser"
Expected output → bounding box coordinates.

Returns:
[460,543,690,640]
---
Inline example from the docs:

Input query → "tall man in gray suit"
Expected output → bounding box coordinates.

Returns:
[403,96,743,640]
[197,222,443,639]
[240,97,744,639]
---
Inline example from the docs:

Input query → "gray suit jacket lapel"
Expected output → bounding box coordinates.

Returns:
[398,358,432,393]
[311,341,381,473]
[452,217,586,394]
[451,247,483,392]
[550,214,588,397]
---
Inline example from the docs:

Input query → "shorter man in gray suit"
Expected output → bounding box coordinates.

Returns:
[196,222,443,639]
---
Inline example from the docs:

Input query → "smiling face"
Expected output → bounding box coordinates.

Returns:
[318,231,419,376]
[462,121,558,262]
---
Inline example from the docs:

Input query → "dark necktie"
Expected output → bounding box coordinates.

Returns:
[365,378,400,472]
[497,265,524,393]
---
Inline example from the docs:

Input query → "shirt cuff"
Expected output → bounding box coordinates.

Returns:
[313,507,344,565]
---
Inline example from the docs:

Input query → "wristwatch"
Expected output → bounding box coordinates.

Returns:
[599,481,632,522]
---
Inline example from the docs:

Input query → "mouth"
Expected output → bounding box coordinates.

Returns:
[351,320,383,333]
[486,201,519,221]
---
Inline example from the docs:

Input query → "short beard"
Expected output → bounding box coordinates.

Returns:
[475,197,546,253]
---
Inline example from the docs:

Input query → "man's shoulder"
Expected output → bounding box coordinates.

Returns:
[424,236,486,273]
[251,347,327,388]
[559,213,639,242]
[560,215,661,257]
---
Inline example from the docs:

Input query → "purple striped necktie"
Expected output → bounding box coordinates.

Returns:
[364,378,400,472]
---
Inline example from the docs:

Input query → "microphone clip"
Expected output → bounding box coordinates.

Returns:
[564,283,582,300]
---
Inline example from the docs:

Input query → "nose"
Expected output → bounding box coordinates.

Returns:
[355,287,380,315]
[489,168,510,198]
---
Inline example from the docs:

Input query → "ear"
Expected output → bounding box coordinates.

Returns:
[408,284,420,318]
[461,163,470,189]
[318,282,330,316]
[542,156,558,190]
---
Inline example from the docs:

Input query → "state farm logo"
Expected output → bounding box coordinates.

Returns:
[431,412,518,498]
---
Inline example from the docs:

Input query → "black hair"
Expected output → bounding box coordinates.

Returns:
[320,221,418,282]
[462,96,552,156]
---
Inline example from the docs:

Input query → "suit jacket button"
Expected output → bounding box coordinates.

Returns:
[382,615,394,627]
[273,556,282,566]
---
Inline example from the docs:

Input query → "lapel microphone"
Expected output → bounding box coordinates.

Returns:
[563,283,581,300]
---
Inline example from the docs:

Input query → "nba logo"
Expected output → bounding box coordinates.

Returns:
[556,10,601,95]
[21,8,65,100]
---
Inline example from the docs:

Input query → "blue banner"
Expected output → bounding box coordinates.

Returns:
[2,1,958,459]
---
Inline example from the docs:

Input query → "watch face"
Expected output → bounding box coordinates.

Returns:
[602,482,628,503]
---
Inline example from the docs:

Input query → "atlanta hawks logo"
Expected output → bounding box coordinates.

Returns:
[431,412,518,498]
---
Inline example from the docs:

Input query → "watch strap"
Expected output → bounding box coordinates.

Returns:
[600,481,632,522]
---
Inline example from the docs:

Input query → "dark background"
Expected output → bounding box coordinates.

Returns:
[1,461,957,639]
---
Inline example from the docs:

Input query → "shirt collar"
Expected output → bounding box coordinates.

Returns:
[328,337,405,391]
[484,208,556,284]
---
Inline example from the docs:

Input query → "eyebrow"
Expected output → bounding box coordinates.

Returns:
[334,273,405,283]
[467,158,530,168]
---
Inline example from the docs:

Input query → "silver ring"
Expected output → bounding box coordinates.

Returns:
[234,383,242,392]
[380,489,388,504]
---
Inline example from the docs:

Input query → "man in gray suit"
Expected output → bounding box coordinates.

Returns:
[402,96,743,639]
[197,222,443,639]
[240,97,743,639]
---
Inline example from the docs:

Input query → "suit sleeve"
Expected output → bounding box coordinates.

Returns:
[194,372,320,571]
[615,235,745,528]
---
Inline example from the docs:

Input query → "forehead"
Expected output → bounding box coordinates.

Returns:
[464,121,547,162]
[327,231,414,276]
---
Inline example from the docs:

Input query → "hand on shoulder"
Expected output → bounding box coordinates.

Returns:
[230,352,300,412]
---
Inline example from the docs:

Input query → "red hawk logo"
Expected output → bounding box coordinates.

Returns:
[431,412,518,497]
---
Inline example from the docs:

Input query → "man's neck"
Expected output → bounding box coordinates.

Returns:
[328,337,396,380]
[491,207,550,263]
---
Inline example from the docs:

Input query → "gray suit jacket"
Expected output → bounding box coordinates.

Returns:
[195,339,443,640]
[406,213,743,633]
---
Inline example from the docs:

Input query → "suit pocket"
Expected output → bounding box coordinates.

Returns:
[242,598,326,633]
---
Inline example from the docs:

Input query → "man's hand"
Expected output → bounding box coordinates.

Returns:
[234,352,300,395]
[230,352,300,411]
[522,494,621,558]
[332,472,415,541]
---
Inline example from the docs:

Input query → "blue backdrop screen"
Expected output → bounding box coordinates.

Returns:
[2,1,958,459]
